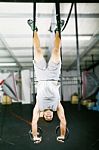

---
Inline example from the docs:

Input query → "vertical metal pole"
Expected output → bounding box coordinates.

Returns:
[32,2,36,104]
[19,70,22,100]
[55,3,63,101]
[91,54,95,73]
[74,3,81,110]
[85,61,88,70]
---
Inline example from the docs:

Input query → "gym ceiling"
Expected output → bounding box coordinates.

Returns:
[0,0,99,72]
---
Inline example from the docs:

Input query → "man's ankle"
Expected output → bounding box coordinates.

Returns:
[27,19,38,31]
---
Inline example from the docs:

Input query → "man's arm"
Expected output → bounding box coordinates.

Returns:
[32,103,40,138]
[57,102,67,138]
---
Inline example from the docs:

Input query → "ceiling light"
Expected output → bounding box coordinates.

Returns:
[0,63,17,66]
[79,36,91,41]
[62,36,91,41]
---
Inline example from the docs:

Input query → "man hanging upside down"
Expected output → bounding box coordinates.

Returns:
[27,19,67,143]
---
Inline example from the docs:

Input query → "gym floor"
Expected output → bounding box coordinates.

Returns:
[0,102,99,150]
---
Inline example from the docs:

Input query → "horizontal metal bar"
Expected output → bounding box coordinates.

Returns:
[0,13,99,18]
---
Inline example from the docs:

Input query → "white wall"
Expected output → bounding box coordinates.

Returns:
[21,70,31,104]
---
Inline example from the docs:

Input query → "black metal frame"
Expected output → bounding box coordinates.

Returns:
[55,2,63,101]
[32,2,36,103]
[74,3,81,110]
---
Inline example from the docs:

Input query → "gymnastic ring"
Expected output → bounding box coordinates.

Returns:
[55,125,69,140]
[28,127,42,141]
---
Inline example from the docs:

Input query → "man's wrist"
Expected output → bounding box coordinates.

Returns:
[60,135,65,138]
[33,135,38,139]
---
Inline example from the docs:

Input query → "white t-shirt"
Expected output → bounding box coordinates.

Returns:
[36,81,60,111]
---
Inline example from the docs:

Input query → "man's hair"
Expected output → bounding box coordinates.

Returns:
[43,109,53,112]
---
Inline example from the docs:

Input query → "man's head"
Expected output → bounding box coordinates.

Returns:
[43,109,53,121]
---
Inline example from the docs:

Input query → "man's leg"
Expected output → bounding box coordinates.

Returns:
[33,31,43,62]
[27,19,43,62]
[50,31,61,63]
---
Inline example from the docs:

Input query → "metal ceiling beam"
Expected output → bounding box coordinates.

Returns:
[81,60,99,63]
[0,55,32,58]
[0,66,31,72]
[67,31,99,70]
[2,33,94,38]
[37,13,99,18]
[0,0,61,2]
[0,66,20,71]
[86,60,99,70]
[1,45,98,51]
[0,0,96,2]
[9,46,49,50]
[0,13,99,18]
[82,55,99,60]
[0,33,22,68]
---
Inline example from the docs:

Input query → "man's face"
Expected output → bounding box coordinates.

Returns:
[43,109,53,121]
